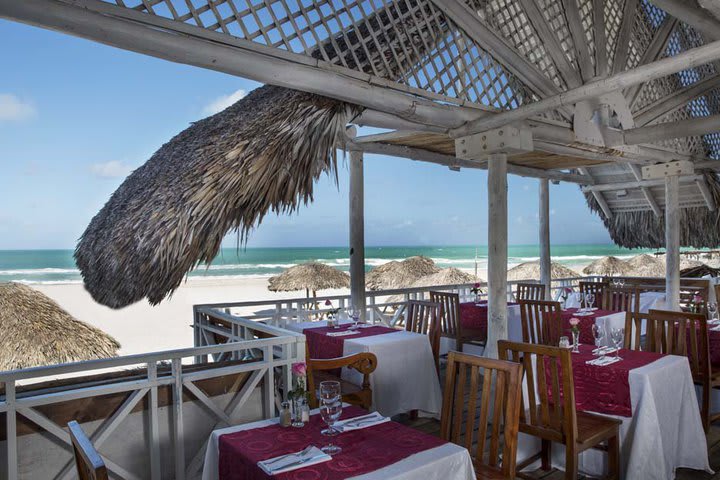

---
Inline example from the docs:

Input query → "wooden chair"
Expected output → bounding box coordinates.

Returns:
[518,300,563,345]
[498,341,621,480]
[680,283,709,316]
[307,352,377,410]
[429,291,485,353]
[68,420,108,480]
[440,351,523,480]
[646,309,719,432]
[517,282,546,301]
[406,300,442,372]
[579,280,608,308]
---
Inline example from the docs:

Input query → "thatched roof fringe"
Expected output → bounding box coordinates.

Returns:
[268,262,350,293]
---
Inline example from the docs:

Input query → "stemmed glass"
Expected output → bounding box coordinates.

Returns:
[592,324,605,357]
[610,327,624,360]
[318,381,342,455]
[585,293,595,310]
[575,292,584,310]
[709,302,718,321]
[346,305,358,329]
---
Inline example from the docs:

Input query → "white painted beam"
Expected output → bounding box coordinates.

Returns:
[582,174,703,192]
[634,74,720,126]
[594,0,608,76]
[624,114,720,144]
[562,0,594,81]
[630,164,663,217]
[697,178,717,211]
[539,179,552,299]
[612,0,640,74]
[578,168,614,219]
[450,38,720,137]
[665,174,681,310]
[625,17,678,106]
[485,153,508,359]
[649,0,720,41]
[349,150,366,320]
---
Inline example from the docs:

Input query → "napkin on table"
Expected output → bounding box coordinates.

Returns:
[335,411,390,432]
[326,330,361,337]
[258,446,331,475]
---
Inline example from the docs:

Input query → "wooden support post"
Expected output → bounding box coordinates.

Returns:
[486,153,508,359]
[665,175,680,311]
[6,381,16,480]
[349,150,366,320]
[539,179,551,300]
[171,359,186,480]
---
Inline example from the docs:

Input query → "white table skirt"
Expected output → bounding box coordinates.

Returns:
[201,413,475,480]
[517,355,711,480]
[286,321,442,417]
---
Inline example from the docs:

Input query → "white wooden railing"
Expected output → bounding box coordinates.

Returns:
[1,312,305,480]
[192,276,597,334]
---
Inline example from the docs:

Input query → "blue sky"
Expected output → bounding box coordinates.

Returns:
[0,20,613,250]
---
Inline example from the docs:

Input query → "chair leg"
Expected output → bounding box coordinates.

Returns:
[541,440,551,471]
[564,447,578,480]
[607,434,620,480]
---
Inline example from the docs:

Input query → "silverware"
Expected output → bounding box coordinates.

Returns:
[341,413,377,425]
[270,455,327,471]
[264,446,314,465]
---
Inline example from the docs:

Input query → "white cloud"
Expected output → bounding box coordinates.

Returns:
[90,161,134,178]
[202,89,247,116]
[0,94,36,122]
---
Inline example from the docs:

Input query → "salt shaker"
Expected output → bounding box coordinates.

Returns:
[279,401,292,427]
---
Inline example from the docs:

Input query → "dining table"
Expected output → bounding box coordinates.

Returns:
[517,345,711,480]
[201,405,475,480]
[284,320,442,417]
[564,290,667,313]
[560,308,626,347]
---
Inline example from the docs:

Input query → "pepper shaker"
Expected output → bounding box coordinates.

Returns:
[279,401,292,427]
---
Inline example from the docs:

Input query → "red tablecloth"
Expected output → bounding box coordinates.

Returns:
[545,344,664,417]
[560,308,622,345]
[303,325,397,360]
[218,405,447,480]
[459,302,518,331]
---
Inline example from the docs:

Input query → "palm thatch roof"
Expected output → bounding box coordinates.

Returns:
[585,172,720,249]
[582,256,632,276]
[626,254,664,277]
[268,262,350,296]
[0,283,120,371]
[365,256,440,291]
[681,264,720,278]
[385,267,481,303]
[75,86,358,308]
[507,261,578,282]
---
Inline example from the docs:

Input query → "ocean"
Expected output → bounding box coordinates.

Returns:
[0,245,658,285]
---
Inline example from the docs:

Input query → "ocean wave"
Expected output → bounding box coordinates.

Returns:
[0,267,80,275]
[12,279,84,285]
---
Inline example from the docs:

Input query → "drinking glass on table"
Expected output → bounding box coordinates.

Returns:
[610,327,624,360]
[346,305,359,329]
[575,292,584,310]
[585,293,595,310]
[318,381,342,455]
[591,324,605,357]
[709,302,718,321]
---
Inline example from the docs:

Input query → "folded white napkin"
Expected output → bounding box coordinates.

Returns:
[258,446,331,475]
[574,312,594,317]
[586,356,621,366]
[357,323,376,329]
[592,346,618,355]
[711,326,720,332]
[335,412,390,432]
[326,330,360,337]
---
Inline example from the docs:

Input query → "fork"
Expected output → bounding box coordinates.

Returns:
[264,445,314,465]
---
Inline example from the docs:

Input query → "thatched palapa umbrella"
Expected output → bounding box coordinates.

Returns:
[627,254,665,277]
[75,86,358,308]
[0,283,120,371]
[365,256,440,291]
[385,267,481,303]
[507,261,578,281]
[582,256,632,276]
[268,262,350,298]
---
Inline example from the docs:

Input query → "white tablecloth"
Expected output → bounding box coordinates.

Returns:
[287,321,442,417]
[518,355,710,480]
[564,291,666,313]
[201,412,475,480]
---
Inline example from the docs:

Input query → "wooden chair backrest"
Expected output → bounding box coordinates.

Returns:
[406,300,442,370]
[518,300,562,345]
[579,280,608,307]
[516,282,546,301]
[429,291,461,339]
[679,285,709,316]
[68,420,108,480]
[646,309,710,381]
[601,286,639,349]
[306,352,378,408]
[440,351,523,478]
[498,341,577,445]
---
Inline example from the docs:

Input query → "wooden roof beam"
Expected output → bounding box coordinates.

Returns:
[629,164,663,217]
[624,113,720,144]
[634,74,720,125]
[561,0,594,82]
[697,178,717,211]
[450,38,720,137]
[625,17,678,106]
[582,174,704,192]
[578,168,613,219]
[612,0,640,75]
[649,0,720,41]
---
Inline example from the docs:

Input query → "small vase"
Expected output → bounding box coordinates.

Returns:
[475,293,482,303]
[291,397,307,428]
[571,330,580,353]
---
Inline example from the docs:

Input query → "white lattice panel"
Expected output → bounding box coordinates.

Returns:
[536,0,578,69]
[575,0,596,69]
[604,0,625,68]
[625,0,666,70]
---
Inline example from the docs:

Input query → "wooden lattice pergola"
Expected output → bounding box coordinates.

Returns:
[3,0,720,361]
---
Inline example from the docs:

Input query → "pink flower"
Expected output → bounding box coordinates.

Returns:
[291,362,307,377]
[569,317,580,327]
[694,294,703,303]
[473,282,481,288]
[563,287,573,294]
[325,299,332,306]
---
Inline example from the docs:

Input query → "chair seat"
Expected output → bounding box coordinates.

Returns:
[313,370,362,395]
[473,462,512,480]
[576,411,622,448]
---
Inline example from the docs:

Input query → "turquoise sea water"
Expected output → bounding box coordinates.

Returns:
[0,245,659,285]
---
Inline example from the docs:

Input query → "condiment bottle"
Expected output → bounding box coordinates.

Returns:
[279,401,292,427]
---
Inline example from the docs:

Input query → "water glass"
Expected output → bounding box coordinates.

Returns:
[575,292,584,310]
[319,381,342,455]
[591,324,604,357]
[709,302,718,320]
[585,293,595,309]
[346,306,357,329]
[611,327,624,360]
[559,336,570,349]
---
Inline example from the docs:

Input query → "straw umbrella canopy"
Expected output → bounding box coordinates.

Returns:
[0,283,120,371]
[268,262,350,297]
[681,264,720,278]
[385,267,481,303]
[75,85,358,308]
[365,256,440,291]
[582,256,632,276]
[507,261,578,282]
[626,254,664,277]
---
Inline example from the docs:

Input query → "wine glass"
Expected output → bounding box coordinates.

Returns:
[585,293,595,310]
[611,327,624,360]
[618,278,625,288]
[591,324,604,357]
[346,305,357,329]
[709,302,718,321]
[575,292,584,310]
[319,381,342,455]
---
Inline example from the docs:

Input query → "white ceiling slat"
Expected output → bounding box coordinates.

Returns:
[611,0,639,74]
[625,16,678,106]
[649,0,720,42]
[593,0,608,76]
[634,74,720,126]
[561,0,595,81]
